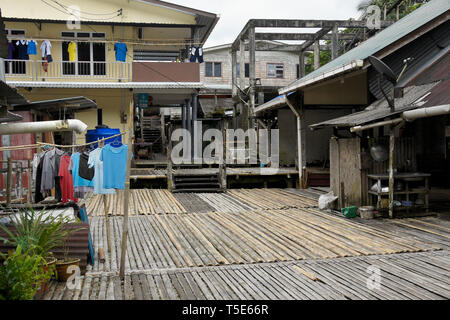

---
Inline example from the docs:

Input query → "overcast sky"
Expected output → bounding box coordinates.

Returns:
[168,0,363,47]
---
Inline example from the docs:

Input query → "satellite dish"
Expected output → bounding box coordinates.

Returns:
[368,56,397,85]
[370,145,389,162]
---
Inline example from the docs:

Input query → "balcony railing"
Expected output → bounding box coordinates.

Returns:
[4,59,131,82]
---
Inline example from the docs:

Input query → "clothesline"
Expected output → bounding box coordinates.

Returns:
[0,132,127,152]
[7,37,203,47]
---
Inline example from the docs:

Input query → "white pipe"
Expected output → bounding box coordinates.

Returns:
[350,118,404,132]
[402,104,450,121]
[0,119,88,135]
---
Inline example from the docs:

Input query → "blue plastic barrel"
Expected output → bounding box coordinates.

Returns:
[86,127,122,150]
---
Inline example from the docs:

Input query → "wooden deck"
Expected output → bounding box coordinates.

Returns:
[43,250,450,300]
[130,167,299,180]
[48,188,450,300]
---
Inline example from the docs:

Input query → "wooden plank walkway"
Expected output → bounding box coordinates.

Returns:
[45,250,450,300]
[129,168,299,180]
[87,208,437,272]
[85,188,317,216]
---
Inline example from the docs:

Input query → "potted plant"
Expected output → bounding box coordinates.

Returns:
[0,244,54,300]
[55,236,81,282]
[0,207,76,296]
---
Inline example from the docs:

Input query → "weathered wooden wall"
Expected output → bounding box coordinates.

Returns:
[331,136,418,209]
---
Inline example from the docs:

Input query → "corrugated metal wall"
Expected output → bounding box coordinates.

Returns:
[0,111,35,201]
[368,21,450,101]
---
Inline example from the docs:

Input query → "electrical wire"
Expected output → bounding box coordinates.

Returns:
[50,0,123,17]
[41,0,122,21]
[39,0,200,86]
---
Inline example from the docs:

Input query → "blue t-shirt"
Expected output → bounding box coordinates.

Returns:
[70,153,94,188]
[27,40,37,55]
[114,43,127,62]
[100,144,129,189]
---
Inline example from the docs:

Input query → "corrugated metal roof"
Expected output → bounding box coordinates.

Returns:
[310,82,439,129]
[7,81,205,89]
[0,80,29,105]
[280,0,449,94]
[0,108,23,123]
[13,96,97,113]
[254,92,295,115]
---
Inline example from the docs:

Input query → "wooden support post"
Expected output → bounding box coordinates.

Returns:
[231,49,237,98]
[103,194,111,253]
[161,110,166,146]
[299,51,305,78]
[239,39,246,89]
[27,159,32,203]
[314,40,320,70]
[6,157,12,206]
[119,100,134,280]
[167,124,173,192]
[249,26,256,127]
[388,126,395,219]
[331,24,339,60]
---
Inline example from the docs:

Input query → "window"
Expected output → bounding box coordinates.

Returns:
[267,63,284,78]
[237,63,250,78]
[205,62,222,77]
[4,29,27,75]
[61,32,106,76]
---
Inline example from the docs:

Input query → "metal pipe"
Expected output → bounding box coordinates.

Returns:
[402,104,450,121]
[350,118,404,133]
[0,119,88,135]
[351,104,450,133]
[284,94,303,188]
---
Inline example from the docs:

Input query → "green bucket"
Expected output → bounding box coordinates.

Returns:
[341,206,357,219]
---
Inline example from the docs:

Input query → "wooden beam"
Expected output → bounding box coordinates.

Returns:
[301,27,333,52]
[251,19,392,28]
[255,32,358,41]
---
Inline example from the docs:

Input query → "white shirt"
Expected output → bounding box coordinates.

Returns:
[40,40,52,58]
[88,148,115,195]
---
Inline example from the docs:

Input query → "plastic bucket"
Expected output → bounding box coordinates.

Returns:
[358,206,375,219]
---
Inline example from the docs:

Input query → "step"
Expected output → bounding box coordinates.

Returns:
[172,188,224,193]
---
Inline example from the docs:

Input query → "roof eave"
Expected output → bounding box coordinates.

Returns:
[279,59,364,95]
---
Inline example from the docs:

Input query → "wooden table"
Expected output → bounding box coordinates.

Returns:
[368,172,430,215]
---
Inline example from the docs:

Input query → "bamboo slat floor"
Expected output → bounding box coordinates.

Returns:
[68,189,450,301]
[86,208,437,272]
[85,188,318,216]
[44,250,450,300]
